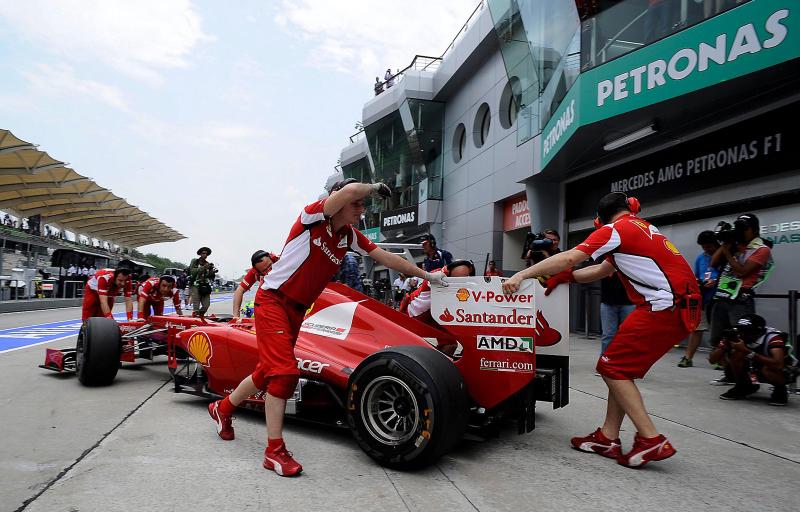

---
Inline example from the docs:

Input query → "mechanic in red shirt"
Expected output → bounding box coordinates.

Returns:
[503,192,700,468]
[208,178,446,477]
[137,275,182,320]
[232,250,278,318]
[82,265,134,321]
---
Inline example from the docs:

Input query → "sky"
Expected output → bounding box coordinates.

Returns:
[0,0,478,279]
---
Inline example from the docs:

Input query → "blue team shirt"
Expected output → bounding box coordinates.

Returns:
[694,252,719,305]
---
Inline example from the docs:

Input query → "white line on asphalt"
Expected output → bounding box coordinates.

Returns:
[0,334,79,354]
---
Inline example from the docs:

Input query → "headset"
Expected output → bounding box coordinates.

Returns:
[594,193,641,229]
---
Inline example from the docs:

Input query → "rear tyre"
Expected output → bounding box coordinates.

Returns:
[347,345,469,469]
[76,317,121,386]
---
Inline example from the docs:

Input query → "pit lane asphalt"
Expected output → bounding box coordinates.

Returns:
[2,299,798,512]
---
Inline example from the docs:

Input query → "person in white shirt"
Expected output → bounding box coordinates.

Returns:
[392,273,405,307]
[67,265,77,277]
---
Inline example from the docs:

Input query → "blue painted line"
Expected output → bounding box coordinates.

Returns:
[0,295,232,354]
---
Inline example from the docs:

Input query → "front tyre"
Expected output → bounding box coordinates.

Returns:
[76,317,121,386]
[347,345,468,469]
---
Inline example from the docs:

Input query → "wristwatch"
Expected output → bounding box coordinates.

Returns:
[746,351,756,361]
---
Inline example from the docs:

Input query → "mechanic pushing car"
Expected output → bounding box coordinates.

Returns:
[503,192,700,468]
[81,264,134,321]
[232,250,278,319]
[208,178,447,477]
[137,275,183,320]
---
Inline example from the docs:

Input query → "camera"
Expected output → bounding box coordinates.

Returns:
[714,220,749,246]
[721,327,740,343]
[522,232,554,262]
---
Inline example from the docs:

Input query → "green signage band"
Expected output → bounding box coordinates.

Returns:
[540,0,798,169]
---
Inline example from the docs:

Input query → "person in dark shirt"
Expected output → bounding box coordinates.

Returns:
[599,271,634,355]
[421,234,453,272]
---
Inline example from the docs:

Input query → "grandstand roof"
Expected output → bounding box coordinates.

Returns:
[0,129,184,247]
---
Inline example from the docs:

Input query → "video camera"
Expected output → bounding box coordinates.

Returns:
[714,221,739,245]
[522,232,555,263]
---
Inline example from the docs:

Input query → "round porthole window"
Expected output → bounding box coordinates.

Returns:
[473,103,490,148]
[499,78,520,129]
[452,123,466,163]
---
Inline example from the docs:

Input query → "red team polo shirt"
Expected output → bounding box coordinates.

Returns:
[262,199,377,306]
[138,276,180,307]
[87,269,132,298]
[576,214,697,311]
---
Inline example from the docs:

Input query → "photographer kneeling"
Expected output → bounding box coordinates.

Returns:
[709,314,794,406]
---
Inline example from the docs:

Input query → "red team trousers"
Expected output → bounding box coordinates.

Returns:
[597,307,691,380]
[251,288,306,389]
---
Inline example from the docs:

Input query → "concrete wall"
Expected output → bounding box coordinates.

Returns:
[439,44,533,271]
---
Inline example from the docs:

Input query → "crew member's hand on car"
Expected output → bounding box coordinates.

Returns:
[502,274,523,294]
[424,271,448,287]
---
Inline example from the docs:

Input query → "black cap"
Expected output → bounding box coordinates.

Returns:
[734,213,759,232]
[421,234,436,246]
[197,247,212,256]
[735,313,766,334]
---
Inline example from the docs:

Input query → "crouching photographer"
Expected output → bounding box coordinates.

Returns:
[709,314,796,406]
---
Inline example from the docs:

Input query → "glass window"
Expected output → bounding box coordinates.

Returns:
[499,77,520,129]
[364,99,445,209]
[580,0,753,70]
[453,123,466,163]
[473,103,491,148]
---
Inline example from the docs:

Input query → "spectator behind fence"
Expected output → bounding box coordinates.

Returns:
[384,68,394,88]
[708,214,774,385]
[709,314,795,406]
[374,77,383,95]
[421,234,453,272]
[678,230,720,368]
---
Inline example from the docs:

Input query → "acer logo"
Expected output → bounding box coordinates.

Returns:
[296,358,330,374]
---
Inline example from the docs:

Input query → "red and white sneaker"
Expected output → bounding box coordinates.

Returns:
[570,428,622,459]
[263,445,303,477]
[618,433,676,468]
[208,401,234,441]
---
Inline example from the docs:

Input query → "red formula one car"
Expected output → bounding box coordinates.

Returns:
[41,278,570,468]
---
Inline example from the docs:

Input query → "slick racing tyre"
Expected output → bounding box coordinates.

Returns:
[347,345,469,469]
[76,317,121,386]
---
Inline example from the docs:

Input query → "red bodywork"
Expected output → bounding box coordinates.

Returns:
[163,284,539,410]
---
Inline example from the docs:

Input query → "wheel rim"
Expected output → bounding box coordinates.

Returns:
[361,376,420,446]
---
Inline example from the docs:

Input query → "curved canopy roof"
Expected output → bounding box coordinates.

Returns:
[0,129,184,247]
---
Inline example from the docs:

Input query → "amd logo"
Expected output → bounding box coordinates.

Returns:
[477,335,533,353]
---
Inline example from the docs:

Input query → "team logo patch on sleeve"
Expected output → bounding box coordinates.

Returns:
[663,239,681,255]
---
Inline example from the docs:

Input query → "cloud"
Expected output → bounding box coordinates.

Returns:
[22,63,130,112]
[0,0,212,84]
[276,0,480,78]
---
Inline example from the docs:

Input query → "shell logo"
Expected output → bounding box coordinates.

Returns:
[663,239,681,255]
[455,288,470,302]
[187,332,213,367]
